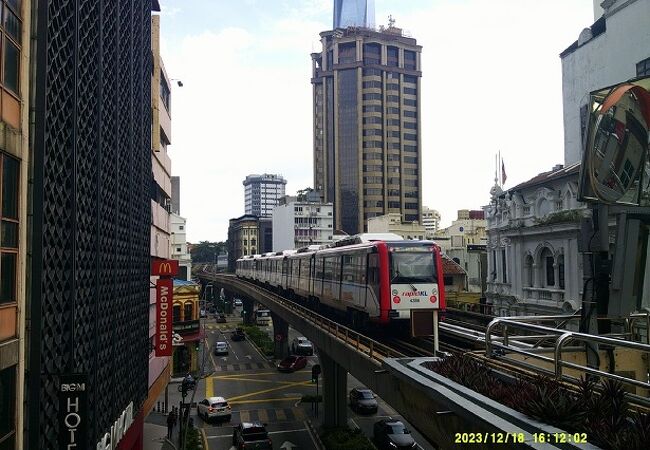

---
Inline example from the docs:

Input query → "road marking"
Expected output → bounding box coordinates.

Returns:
[276,409,287,421]
[210,376,309,385]
[228,397,301,405]
[206,429,308,439]
[239,410,250,422]
[304,420,320,449]
[227,380,311,402]
[212,369,311,379]
[257,409,269,423]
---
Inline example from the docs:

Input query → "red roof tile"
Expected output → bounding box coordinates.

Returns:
[441,255,466,275]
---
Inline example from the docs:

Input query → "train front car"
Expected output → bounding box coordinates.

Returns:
[380,241,445,324]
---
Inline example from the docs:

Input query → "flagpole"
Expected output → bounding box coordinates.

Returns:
[498,150,502,187]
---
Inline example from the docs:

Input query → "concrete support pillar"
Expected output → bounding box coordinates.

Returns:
[242,298,254,325]
[271,312,289,360]
[320,351,347,428]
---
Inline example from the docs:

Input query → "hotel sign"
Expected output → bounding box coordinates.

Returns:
[59,374,88,450]
[155,278,173,356]
[152,259,179,276]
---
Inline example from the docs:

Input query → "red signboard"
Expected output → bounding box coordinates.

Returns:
[152,259,179,276]
[155,278,173,356]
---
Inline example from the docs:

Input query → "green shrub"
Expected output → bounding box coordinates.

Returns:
[240,325,275,356]
[321,427,375,450]
[184,426,202,450]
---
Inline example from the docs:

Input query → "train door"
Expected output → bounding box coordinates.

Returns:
[366,253,380,317]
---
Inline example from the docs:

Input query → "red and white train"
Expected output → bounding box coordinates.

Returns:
[236,234,445,327]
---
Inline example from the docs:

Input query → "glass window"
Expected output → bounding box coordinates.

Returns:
[637,57,650,77]
[0,221,16,248]
[183,302,193,321]
[545,255,555,286]
[3,38,18,94]
[172,304,181,322]
[501,249,507,283]
[390,251,436,282]
[558,255,565,289]
[3,8,19,42]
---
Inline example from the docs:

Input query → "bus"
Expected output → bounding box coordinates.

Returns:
[255,309,271,326]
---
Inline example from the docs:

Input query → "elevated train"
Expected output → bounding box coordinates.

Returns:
[236,234,445,328]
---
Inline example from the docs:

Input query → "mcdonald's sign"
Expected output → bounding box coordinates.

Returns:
[152,259,179,276]
[155,278,173,357]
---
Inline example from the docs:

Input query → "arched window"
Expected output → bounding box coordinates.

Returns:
[183,302,193,321]
[558,254,565,289]
[173,304,181,322]
[539,248,555,287]
[524,255,534,287]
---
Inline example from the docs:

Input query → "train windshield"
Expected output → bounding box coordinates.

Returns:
[389,250,436,283]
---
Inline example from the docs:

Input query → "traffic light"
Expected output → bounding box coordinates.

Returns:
[195,341,200,351]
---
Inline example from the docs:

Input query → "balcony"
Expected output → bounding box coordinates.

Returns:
[522,286,565,303]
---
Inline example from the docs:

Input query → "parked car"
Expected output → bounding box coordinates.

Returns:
[373,418,417,450]
[349,387,378,414]
[232,327,246,342]
[216,313,227,323]
[214,341,228,355]
[197,396,231,422]
[234,299,243,307]
[200,308,207,318]
[232,422,272,450]
[277,355,307,373]
[291,336,314,355]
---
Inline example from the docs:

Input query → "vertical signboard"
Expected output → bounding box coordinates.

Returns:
[59,374,88,450]
[156,278,173,356]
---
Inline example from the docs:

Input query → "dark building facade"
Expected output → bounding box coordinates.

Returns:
[312,25,423,234]
[26,1,155,449]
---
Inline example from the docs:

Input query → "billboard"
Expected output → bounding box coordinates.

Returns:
[155,278,173,356]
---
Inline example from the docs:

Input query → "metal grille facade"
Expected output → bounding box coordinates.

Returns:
[28,1,152,448]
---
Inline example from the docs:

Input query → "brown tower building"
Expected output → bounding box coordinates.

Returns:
[311,24,422,234]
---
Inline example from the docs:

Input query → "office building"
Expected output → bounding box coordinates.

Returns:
[171,175,181,214]
[0,1,30,448]
[171,213,192,280]
[312,23,422,234]
[243,174,287,217]
[334,0,375,28]
[227,215,261,272]
[367,213,425,240]
[26,2,156,449]
[272,196,334,251]
[421,207,441,237]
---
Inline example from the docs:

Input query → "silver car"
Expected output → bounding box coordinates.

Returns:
[291,336,314,355]
[197,396,231,422]
[214,341,228,355]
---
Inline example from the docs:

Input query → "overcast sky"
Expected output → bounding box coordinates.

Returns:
[159,0,595,243]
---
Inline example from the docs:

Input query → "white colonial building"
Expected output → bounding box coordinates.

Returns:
[485,164,586,316]
[272,196,334,251]
[170,212,192,280]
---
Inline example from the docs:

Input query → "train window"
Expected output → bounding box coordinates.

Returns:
[323,257,334,281]
[315,257,324,279]
[368,254,379,284]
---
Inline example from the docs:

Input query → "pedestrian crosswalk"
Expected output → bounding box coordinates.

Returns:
[233,407,305,424]
[213,362,277,372]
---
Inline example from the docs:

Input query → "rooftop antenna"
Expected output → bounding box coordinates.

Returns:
[388,14,395,28]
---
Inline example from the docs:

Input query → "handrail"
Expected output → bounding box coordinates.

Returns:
[486,318,650,391]
[223,276,405,364]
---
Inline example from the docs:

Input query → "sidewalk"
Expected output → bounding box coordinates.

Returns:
[143,421,176,450]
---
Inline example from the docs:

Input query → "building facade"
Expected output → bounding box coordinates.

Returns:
[171,213,192,281]
[145,10,173,423]
[421,207,441,238]
[272,198,334,251]
[312,24,422,234]
[484,165,585,316]
[171,280,201,376]
[243,174,287,218]
[334,0,375,28]
[27,1,155,449]
[227,215,261,272]
[366,213,425,240]
[561,0,650,165]
[0,0,31,448]
[171,175,180,214]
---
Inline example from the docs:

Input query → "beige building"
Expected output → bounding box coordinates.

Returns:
[367,213,426,240]
[312,23,422,234]
[1,2,31,448]
[421,206,441,238]
[145,12,173,418]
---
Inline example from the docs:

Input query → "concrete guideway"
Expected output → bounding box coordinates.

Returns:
[204,274,600,449]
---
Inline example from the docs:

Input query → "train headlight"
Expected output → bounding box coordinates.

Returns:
[392,296,401,304]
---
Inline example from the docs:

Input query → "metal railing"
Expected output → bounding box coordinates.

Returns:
[224,276,406,364]
[486,318,650,393]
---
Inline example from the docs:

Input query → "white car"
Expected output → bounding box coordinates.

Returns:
[234,299,243,307]
[197,396,231,422]
[214,341,228,355]
[291,337,314,356]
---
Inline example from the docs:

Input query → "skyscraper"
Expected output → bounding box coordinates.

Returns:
[243,174,287,217]
[334,0,375,28]
[311,24,422,234]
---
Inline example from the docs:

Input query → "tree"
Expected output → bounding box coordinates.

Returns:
[189,241,227,263]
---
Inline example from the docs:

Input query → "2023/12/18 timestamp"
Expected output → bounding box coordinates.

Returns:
[454,432,589,445]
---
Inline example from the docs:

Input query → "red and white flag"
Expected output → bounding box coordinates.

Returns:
[501,159,507,185]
